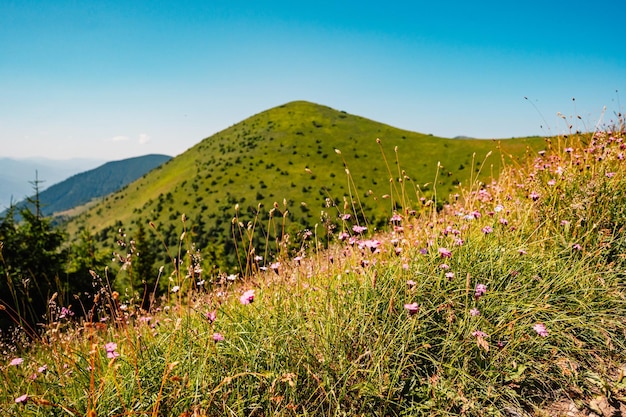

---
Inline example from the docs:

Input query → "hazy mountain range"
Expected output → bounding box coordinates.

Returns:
[0,157,107,210]
[1,155,171,217]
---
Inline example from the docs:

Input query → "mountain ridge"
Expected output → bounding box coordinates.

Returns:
[5,154,172,219]
[64,100,547,270]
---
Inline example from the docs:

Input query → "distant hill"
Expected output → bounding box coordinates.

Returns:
[0,157,105,210]
[7,154,172,218]
[64,101,546,270]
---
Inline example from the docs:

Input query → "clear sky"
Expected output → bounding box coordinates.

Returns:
[1,0,625,160]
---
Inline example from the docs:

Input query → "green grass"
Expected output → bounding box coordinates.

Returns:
[2,124,626,416]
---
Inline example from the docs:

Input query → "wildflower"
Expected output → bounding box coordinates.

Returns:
[9,357,23,366]
[270,262,280,273]
[572,243,582,251]
[439,263,450,270]
[206,310,217,323]
[518,249,527,255]
[340,213,351,221]
[38,365,48,373]
[352,225,367,234]
[482,226,493,234]
[226,274,237,281]
[606,172,616,178]
[171,285,180,293]
[212,333,225,342]
[406,279,416,288]
[494,204,504,212]
[474,283,487,299]
[104,342,120,359]
[360,239,381,253]
[471,330,488,338]
[15,394,28,404]
[445,272,455,279]
[547,179,556,186]
[529,191,540,201]
[402,263,409,270]
[565,147,573,153]
[338,231,349,241]
[533,323,548,337]
[390,213,403,223]
[59,306,74,319]
[470,308,480,317]
[404,302,419,315]
[438,247,452,258]
[240,289,255,305]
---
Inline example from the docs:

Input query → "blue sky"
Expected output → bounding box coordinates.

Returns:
[1,0,625,160]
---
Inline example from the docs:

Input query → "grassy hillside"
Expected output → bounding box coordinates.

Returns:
[4,126,626,416]
[66,101,545,271]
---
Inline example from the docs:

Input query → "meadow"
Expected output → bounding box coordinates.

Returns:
[2,121,626,416]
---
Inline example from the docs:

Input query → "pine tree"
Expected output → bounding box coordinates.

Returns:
[0,176,67,330]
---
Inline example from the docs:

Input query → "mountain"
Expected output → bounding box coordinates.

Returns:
[6,154,172,218]
[0,157,105,210]
[65,101,546,269]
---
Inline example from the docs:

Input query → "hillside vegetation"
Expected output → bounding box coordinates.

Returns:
[2,123,626,416]
[66,101,545,274]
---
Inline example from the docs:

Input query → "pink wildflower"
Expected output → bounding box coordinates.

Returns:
[240,289,255,305]
[404,302,419,316]
[474,283,487,299]
[438,247,452,258]
[104,342,120,359]
[470,308,480,317]
[471,330,488,338]
[212,332,225,342]
[15,394,28,404]
[533,323,548,337]
[352,225,367,234]
[482,226,493,234]
[9,357,23,366]
[390,213,403,223]
[206,310,217,323]
[360,239,381,253]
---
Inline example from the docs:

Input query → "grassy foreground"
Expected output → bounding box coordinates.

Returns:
[3,127,626,416]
